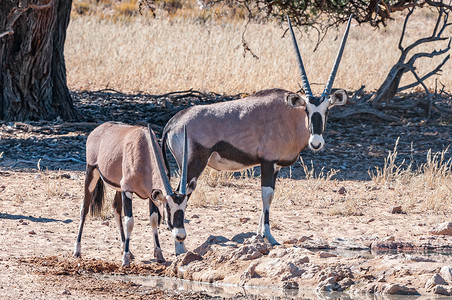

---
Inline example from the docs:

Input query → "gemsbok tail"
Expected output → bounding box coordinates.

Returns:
[161,130,171,180]
[90,178,105,217]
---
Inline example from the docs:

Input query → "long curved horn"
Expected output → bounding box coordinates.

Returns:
[148,124,173,196]
[322,14,353,98]
[179,126,188,194]
[287,15,313,98]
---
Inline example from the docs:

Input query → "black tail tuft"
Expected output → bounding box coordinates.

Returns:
[161,130,171,180]
[90,179,105,217]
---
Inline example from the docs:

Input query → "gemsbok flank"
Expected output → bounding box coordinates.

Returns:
[73,122,195,266]
[162,15,353,246]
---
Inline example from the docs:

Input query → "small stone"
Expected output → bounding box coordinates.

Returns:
[101,221,109,226]
[384,284,419,295]
[180,251,203,266]
[283,280,299,290]
[440,266,452,282]
[432,285,452,296]
[298,236,312,243]
[317,251,337,258]
[338,187,347,195]
[28,230,36,235]
[316,276,341,292]
[425,273,448,290]
[239,217,250,223]
[191,214,199,218]
[62,290,71,295]
[429,222,452,236]
[389,206,403,214]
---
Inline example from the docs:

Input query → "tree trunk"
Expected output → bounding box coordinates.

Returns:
[0,0,78,121]
[370,64,407,105]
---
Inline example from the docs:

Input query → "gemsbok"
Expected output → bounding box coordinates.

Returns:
[73,122,195,266]
[162,16,352,245]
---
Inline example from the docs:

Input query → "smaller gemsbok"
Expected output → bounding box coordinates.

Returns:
[162,16,353,246]
[73,122,195,266]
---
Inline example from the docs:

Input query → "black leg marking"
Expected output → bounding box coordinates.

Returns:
[113,191,125,244]
[149,200,161,225]
[122,192,133,254]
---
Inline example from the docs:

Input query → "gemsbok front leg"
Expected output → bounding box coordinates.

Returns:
[257,161,280,246]
[149,200,165,262]
[122,191,134,266]
[112,192,127,254]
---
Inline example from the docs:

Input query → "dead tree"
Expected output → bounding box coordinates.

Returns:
[0,0,78,121]
[370,1,451,106]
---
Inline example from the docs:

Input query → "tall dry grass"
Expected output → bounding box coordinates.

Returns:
[65,7,452,94]
[370,142,452,213]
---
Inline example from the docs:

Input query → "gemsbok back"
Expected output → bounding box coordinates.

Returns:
[73,122,195,266]
[162,16,353,245]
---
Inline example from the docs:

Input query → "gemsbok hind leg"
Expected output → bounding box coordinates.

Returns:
[74,165,100,257]
[257,161,280,246]
[122,191,134,266]
[113,191,135,258]
[149,200,165,262]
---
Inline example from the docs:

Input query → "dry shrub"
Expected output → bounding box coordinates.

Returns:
[371,143,452,213]
[370,137,412,186]
[328,198,363,216]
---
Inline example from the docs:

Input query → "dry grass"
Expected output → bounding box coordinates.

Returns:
[370,143,452,213]
[65,7,452,94]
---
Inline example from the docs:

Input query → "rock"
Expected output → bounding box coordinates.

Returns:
[440,266,452,282]
[193,235,229,256]
[370,239,415,253]
[28,230,36,235]
[229,245,263,261]
[432,285,452,296]
[62,290,71,295]
[180,251,202,266]
[239,261,259,285]
[242,235,271,255]
[231,232,255,244]
[317,251,337,258]
[425,273,448,290]
[330,237,369,250]
[389,206,403,214]
[338,186,347,195]
[429,222,452,235]
[367,218,375,223]
[338,277,355,288]
[191,214,199,218]
[239,217,250,223]
[101,221,109,226]
[384,284,419,295]
[316,276,341,292]
[298,236,312,243]
[283,280,299,290]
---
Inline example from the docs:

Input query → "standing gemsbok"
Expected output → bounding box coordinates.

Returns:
[162,16,352,245]
[73,122,195,266]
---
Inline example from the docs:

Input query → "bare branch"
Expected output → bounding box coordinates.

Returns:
[398,1,416,51]
[398,53,450,91]
[406,38,451,65]
[402,63,433,119]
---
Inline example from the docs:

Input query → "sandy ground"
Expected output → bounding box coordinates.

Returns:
[0,166,451,299]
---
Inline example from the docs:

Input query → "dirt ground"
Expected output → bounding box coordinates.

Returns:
[1,91,452,299]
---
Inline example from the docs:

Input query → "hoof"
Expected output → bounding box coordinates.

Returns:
[73,252,81,258]
[122,252,131,266]
[154,249,165,263]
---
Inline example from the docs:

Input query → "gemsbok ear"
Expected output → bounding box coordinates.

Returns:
[186,178,197,195]
[329,90,348,108]
[286,93,306,108]
[151,189,164,201]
